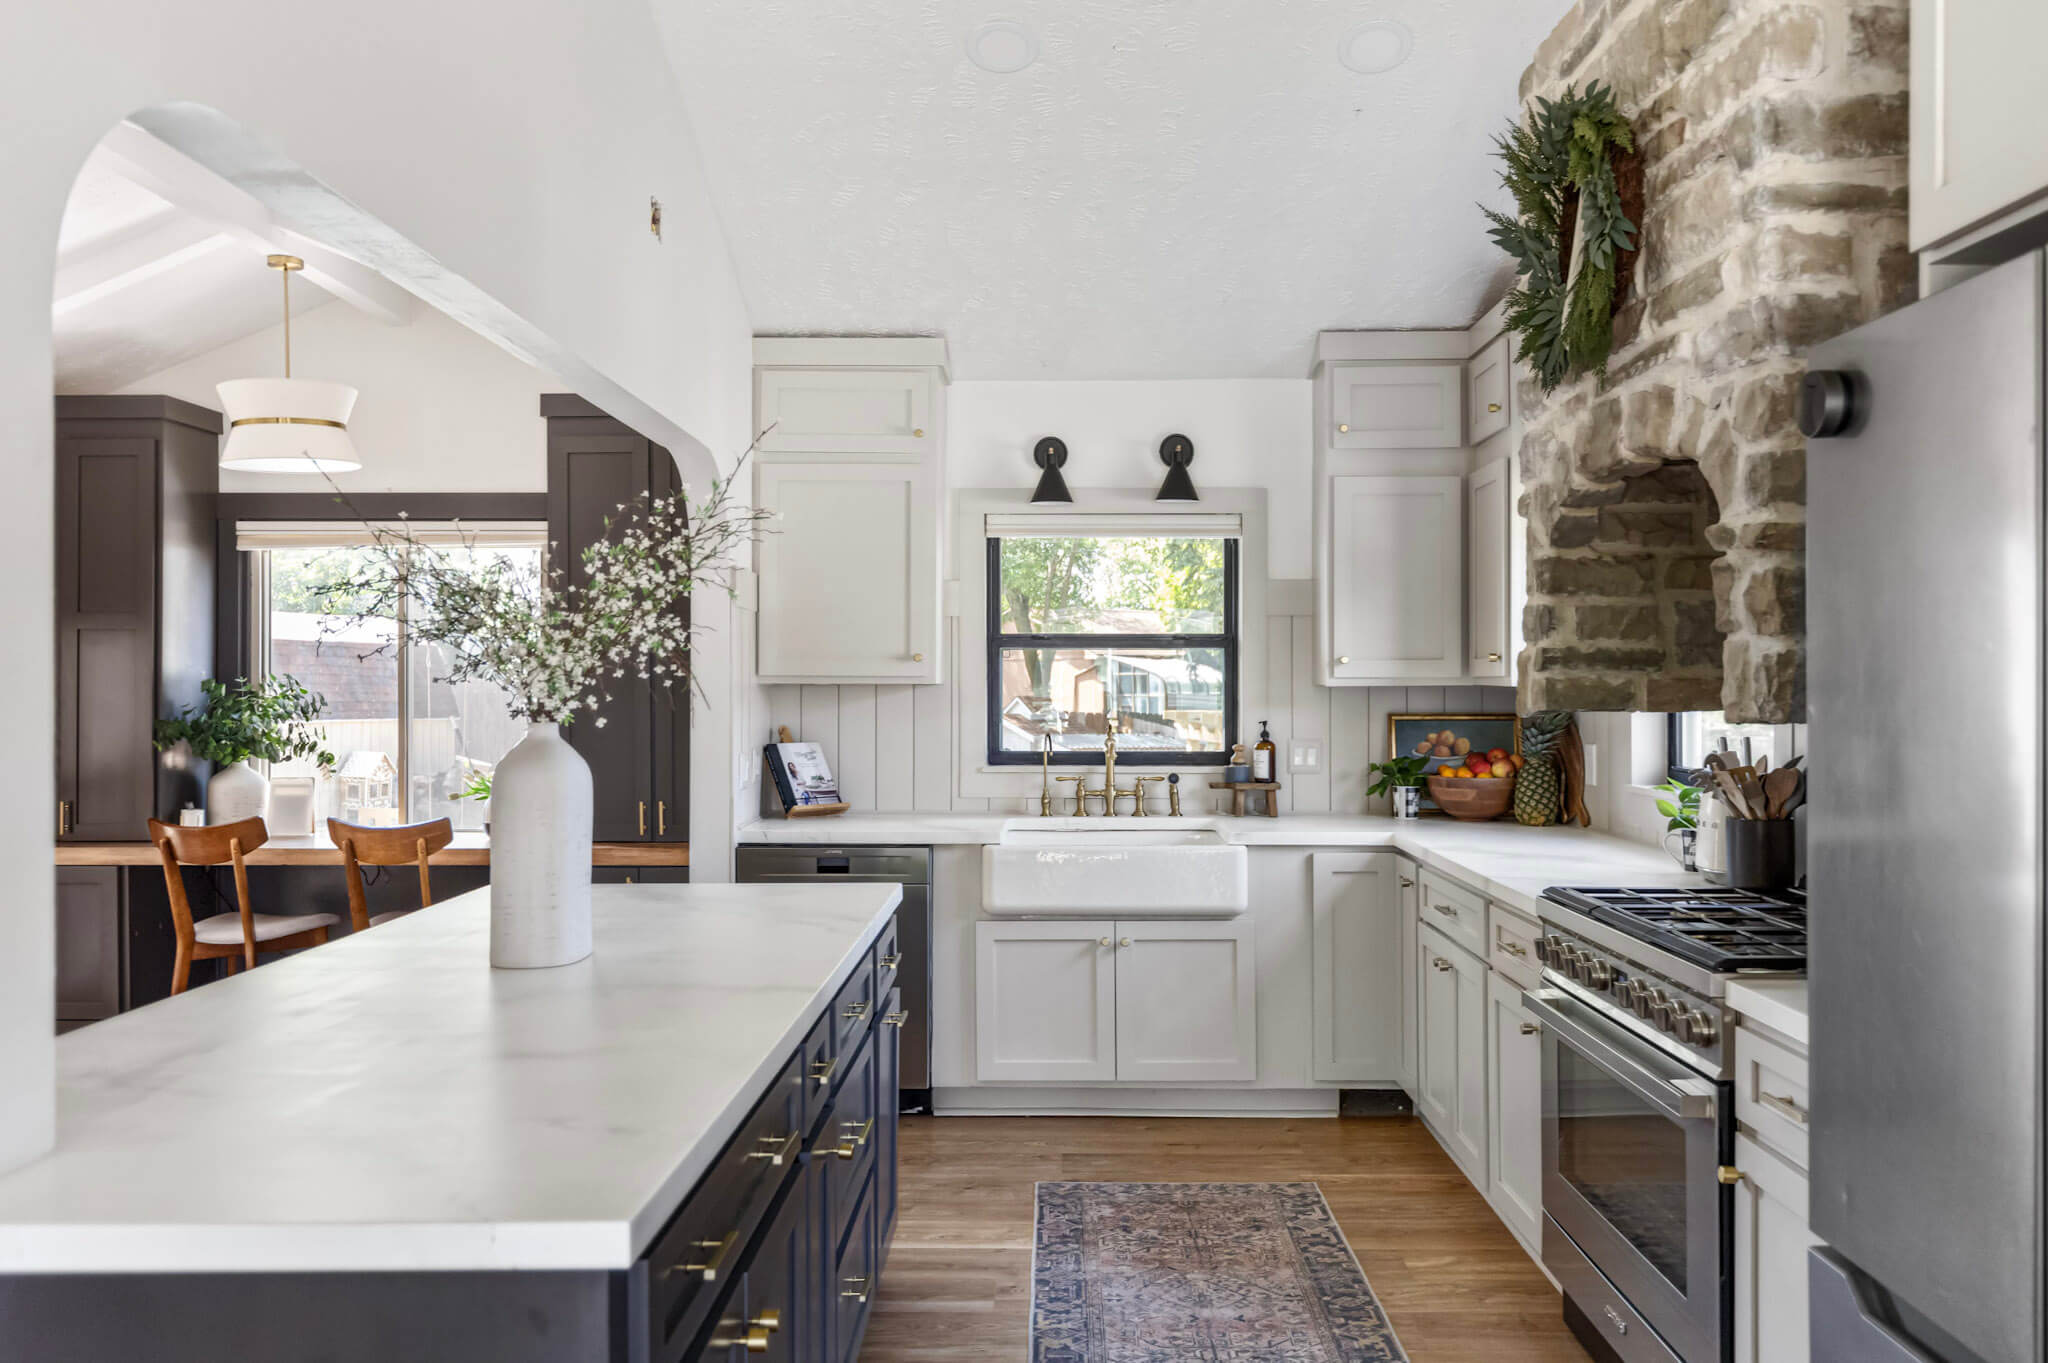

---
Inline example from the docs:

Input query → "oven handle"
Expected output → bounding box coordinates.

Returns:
[1522,988,1719,1122]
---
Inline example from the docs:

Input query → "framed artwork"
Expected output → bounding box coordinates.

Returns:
[1387,713,1520,812]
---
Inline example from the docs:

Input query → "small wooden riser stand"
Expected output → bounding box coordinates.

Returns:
[1210,781,1281,817]
[773,725,849,819]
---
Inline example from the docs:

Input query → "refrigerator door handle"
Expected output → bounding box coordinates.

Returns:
[1809,1249,1941,1363]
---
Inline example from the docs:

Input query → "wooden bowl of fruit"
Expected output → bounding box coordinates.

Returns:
[1426,749,1521,821]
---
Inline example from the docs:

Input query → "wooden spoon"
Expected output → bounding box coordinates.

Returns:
[1763,767,1801,819]
[1712,769,1754,819]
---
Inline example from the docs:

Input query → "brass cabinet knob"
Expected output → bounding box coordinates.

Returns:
[1717,1166,1746,1186]
[1519,1021,1540,1035]
[1119,936,1132,948]
[1488,402,1503,413]
[1488,652,1502,662]
[912,427,925,438]
[911,652,925,662]
[1337,423,1350,433]
[1336,655,1350,664]
[1098,936,1112,947]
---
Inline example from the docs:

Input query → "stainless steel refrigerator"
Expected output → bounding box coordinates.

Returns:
[1805,248,2045,1363]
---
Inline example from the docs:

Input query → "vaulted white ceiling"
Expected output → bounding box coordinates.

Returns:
[654,1,1569,379]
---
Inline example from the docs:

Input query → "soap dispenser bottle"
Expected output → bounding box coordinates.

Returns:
[1252,720,1276,782]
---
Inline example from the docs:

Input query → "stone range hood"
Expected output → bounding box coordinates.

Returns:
[1513,0,1910,724]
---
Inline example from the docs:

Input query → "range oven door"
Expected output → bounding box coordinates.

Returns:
[1525,986,1730,1363]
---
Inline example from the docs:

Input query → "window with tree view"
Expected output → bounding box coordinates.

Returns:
[987,534,1237,764]
[247,526,546,830]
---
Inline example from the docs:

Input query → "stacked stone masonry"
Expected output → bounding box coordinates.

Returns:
[1513,0,1910,723]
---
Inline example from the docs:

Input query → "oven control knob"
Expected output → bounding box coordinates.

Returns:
[1678,1009,1719,1047]
[1646,991,1675,1028]
[1582,957,1613,990]
[1538,936,1563,966]
[1533,937,1551,966]
[1633,986,1659,1020]
[1617,978,1643,1009]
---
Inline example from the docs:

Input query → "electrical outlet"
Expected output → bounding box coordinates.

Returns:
[1291,739,1321,774]
[1583,742,1599,786]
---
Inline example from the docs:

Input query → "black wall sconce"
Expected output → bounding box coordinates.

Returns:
[1155,433,1198,502]
[1031,436,1073,503]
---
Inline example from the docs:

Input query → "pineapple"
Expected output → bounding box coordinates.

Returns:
[1513,710,1574,826]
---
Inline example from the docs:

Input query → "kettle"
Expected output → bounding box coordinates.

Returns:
[1695,791,1729,883]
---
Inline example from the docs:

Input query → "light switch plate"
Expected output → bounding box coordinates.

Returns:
[1583,742,1599,787]
[1291,739,1321,774]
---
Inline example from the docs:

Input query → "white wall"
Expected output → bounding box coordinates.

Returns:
[949,379,1313,580]
[118,303,563,492]
[3,0,755,1171]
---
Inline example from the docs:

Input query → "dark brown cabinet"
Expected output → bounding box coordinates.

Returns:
[542,396,689,845]
[54,868,123,1028]
[54,397,218,842]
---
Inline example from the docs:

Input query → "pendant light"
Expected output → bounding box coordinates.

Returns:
[1030,436,1073,504]
[216,254,362,473]
[1155,433,1198,502]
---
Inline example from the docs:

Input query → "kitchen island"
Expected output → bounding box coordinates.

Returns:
[0,881,905,1363]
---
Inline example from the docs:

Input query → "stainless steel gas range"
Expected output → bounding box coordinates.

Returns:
[1527,886,1806,1363]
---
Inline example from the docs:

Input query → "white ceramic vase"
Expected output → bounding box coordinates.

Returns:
[207,760,270,824]
[489,722,594,969]
[1391,785,1421,819]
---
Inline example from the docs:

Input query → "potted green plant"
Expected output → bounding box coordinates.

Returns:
[153,676,334,824]
[1367,754,1432,819]
[1654,777,1702,870]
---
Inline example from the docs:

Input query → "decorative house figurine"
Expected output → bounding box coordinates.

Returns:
[337,750,401,826]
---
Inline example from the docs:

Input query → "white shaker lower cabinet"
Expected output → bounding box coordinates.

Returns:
[1732,1132,1822,1363]
[1115,920,1257,1083]
[1309,852,1403,1082]
[755,459,940,684]
[974,920,1117,1082]
[1467,459,1512,680]
[1397,866,1421,1094]
[1418,923,1488,1177]
[1327,475,1463,683]
[974,918,1255,1083]
[1485,972,1543,1248]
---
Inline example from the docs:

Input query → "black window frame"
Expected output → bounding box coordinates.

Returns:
[1666,712,1693,782]
[984,535,1239,767]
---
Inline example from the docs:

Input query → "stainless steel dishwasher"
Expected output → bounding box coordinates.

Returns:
[735,844,931,1111]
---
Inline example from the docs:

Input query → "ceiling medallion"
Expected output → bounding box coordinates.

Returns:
[967,19,1039,74]
[1338,20,1413,75]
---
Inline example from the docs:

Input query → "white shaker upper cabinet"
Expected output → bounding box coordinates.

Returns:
[1466,336,1511,445]
[1328,362,1464,449]
[1310,853,1403,1083]
[1467,460,1512,680]
[756,460,940,683]
[1327,475,1464,683]
[756,367,935,457]
[1911,0,2048,249]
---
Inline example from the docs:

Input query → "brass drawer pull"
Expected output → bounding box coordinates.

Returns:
[657,800,668,836]
[815,1134,857,1161]
[746,1131,801,1166]
[1398,876,1415,888]
[1432,957,1452,972]
[1487,402,1503,413]
[880,953,902,971]
[1500,940,1528,957]
[1758,1090,1809,1125]
[638,801,647,837]
[841,1276,871,1304]
[842,1116,876,1148]
[1431,902,1458,918]
[1519,1022,1540,1036]
[810,1057,838,1088]
[842,1000,869,1020]
[884,1010,911,1028]
[751,1310,782,1333]
[671,1229,737,1282]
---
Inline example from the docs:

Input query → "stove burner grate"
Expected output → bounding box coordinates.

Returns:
[1541,886,1807,972]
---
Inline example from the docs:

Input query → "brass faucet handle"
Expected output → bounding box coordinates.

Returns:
[1132,775,1166,816]
[1054,774,1089,816]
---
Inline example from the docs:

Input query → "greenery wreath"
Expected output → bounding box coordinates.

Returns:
[1483,82,1642,394]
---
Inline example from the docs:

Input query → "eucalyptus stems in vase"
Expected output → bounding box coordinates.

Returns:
[313,444,770,968]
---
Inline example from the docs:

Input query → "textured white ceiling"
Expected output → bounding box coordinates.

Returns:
[653,0,1569,379]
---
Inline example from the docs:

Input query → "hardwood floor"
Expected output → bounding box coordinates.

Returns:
[860,1114,1593,1362]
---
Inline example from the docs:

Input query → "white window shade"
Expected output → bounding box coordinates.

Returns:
[983,512,1242,539]
[236,521,547,551]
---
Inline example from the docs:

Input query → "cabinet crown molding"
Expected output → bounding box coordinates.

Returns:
[752,335,950,379]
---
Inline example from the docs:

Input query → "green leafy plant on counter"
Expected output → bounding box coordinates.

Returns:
[1654,777,1702,832]
[153,676,334,769]
[1366,754,1432,795]
[456,769,494,802]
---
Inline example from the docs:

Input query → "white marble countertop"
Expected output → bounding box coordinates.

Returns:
[738,812,1699,917]
[1727,978,1810,1047]
[0,882,900,1274]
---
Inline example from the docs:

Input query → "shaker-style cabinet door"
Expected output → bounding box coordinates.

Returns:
[756,368,935,457]
[1419,924,1487,1179]
[1328,362,1463,449]
[1466,335,1511,445]
[1467,459,1512,680]
[975,920,1117,1082]
[1910,0,2048,250]
[756,460,940,684]
[1398,865,1421,1095]
[1732,1132,1822,1363]
[1328,475,1463,683]
[1310,852,1402,1082]
[1486,971,1542,1248]
[1114,918,1257,1083]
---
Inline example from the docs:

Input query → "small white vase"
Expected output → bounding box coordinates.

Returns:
[207,760,270,824]
[1391,785,1421,820]
[489,722,594,969]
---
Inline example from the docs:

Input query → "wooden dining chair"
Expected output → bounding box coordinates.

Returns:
[328,818,455,933]
[148,817,340,995]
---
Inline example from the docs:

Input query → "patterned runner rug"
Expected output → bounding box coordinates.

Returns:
[1031,1182,1409,1362]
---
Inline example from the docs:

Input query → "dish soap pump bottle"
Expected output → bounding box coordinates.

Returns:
[1253,721,1276,782]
